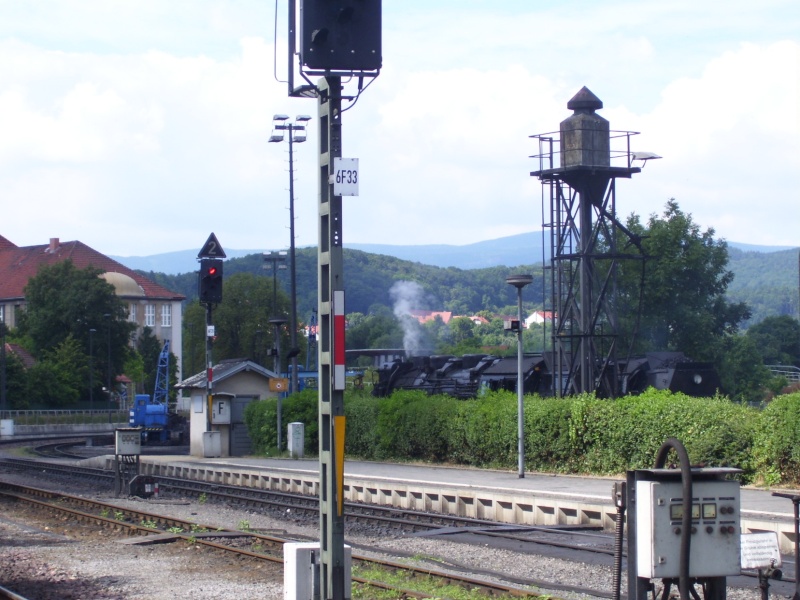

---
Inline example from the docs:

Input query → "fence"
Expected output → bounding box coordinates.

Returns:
[0,409,129,426]
[767,365,800,384]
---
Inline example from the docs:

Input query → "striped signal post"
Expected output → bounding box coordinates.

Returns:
[317,76,348,600]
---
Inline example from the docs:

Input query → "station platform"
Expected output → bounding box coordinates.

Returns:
[84,454,800,554]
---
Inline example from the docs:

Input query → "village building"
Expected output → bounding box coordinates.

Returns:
[0,235,185,380]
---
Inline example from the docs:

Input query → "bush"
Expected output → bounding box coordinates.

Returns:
[751,392,800,485]
[244,386,798,486]
[244,389,318,455]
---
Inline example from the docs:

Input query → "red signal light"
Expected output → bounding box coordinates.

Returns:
[208,266,217,276]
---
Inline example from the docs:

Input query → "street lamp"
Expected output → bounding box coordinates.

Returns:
[104,313,112,418]
[269,113,311,396]
[0,322,7,416]
[506,274,533,478]
[263,251,288,371]
[89,328,96,414]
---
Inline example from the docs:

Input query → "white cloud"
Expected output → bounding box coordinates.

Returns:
[0,2,797,254]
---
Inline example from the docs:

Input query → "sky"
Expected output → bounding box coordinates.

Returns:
[0,1,797,259]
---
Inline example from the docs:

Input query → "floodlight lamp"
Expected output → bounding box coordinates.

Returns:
[631,151,662,168]
[269,134,284,143]
[296,115,312,122]
[506,274,534,289]
[272,114,289,121]
[293,133,307,143]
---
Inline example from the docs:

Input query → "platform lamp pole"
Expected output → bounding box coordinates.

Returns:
[89,328,96,415]
[104,313,112,421]
[0,322,7,417]
[270,114,311,396]
[507,274,533,478]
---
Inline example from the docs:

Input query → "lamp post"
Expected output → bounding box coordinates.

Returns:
[89,328,96,414]
[507,274,533,478]
[265,248,289,453]
[104,313,112,418]
[263,252,289,372]
[0,322,7,417]
[269,114,311,396]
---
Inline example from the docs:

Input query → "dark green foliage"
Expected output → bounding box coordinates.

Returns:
[751,393,800,485]
[715,334,771,404]
[20,260,134,369]
[344,391,383,457]
[2,351,28,409]
[244,387,800,486]
[568,390,755,475]
[143,247,544,321]
[746,315,800,366]
[25,336,86,407]
[726,248,799,325]
[617,200,750,360]
[244,389,318,455]
[373,392,458,461]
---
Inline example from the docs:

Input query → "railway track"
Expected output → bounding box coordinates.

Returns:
[1,450,794,598]
[0,479,550,599]
[0,456,625,561]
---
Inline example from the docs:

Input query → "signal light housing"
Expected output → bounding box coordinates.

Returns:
[299,0,382,72]
[199,258,223,304]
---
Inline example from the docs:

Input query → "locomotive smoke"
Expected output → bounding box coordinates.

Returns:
[390,280,427,357]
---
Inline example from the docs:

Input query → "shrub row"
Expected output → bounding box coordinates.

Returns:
[244,388,800,486]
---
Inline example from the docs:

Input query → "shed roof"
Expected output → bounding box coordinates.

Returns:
[176,359,278,389]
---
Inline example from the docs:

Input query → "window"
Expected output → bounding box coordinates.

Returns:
[0,305,4,323]
[128,304,137,322]
[161,304,172,327]
[145,304,155,327]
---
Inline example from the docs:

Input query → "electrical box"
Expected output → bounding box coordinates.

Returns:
[288,422,305,458]
[636,479,740,579]
[284,542,351,600]
[115,428,142,455]
[210,398,231,424]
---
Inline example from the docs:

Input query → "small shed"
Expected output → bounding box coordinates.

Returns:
[175,359,279,457]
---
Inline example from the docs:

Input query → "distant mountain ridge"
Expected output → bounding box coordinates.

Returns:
[111,233,794,275]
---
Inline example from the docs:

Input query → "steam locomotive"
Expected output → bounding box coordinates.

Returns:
[368,351,720,399]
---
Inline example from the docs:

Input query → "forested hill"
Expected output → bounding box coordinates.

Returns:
[726,247,799,324]
[140,247,544,318]
[140,245,797,326]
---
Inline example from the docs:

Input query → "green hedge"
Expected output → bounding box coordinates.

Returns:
[244,388,800,486]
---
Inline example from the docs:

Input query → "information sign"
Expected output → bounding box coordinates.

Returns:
[332,158,359,196]
[740,532,782,569]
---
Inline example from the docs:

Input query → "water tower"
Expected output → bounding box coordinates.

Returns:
[530,87,646,397]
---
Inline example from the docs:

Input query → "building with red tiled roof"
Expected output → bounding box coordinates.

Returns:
[408,309,453,325]
[0,236,185,380]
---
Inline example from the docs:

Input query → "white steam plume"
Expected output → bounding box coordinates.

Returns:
[389,280,428,357]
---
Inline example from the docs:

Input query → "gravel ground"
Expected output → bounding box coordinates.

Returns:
[0,465,772,600]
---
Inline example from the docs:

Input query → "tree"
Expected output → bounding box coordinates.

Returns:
[137,327,163,397]
[617,200,750,360]
[19,260,134,379]
[716,334,771,404]
[746,315,800,366]
[26,336,86,407]
[207,273,294,368]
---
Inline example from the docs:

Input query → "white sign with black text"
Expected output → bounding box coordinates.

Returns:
[332,158,359,196]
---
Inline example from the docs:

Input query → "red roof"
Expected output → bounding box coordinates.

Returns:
[5,343,36,369]
[0,237,183,301]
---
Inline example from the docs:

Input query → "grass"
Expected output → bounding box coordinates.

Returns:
[352,564,516,600]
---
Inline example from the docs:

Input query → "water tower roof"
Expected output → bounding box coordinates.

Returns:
[567,86,603,111]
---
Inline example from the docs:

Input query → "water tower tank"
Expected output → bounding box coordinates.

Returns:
[560,86,610,168]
